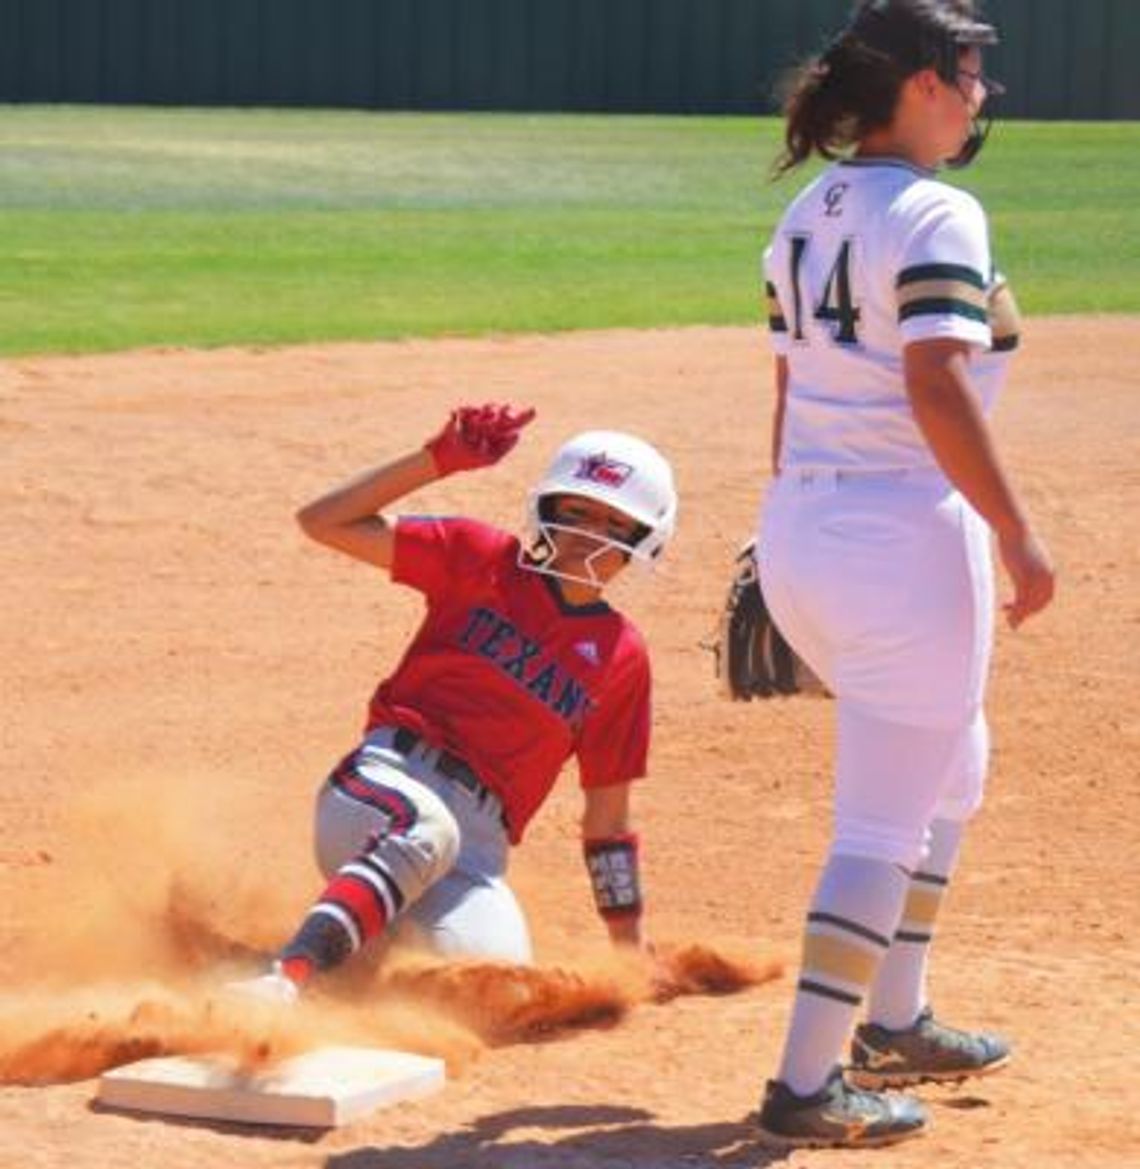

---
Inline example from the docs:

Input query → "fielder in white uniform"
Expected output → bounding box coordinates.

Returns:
[751,0,1055,1151]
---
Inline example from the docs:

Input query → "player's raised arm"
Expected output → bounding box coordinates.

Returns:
[296,403,536,569]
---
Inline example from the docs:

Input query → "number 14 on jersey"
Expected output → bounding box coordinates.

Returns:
[787,235,862,346]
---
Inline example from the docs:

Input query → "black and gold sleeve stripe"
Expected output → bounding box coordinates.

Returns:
[896,263,987,325]
[987,278,1021,352]
[765,280,788,335]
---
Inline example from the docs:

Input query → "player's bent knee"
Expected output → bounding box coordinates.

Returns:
[934,713,989,822]
[313,769,460,897]
[367,786,460,902]
[408,787,461,876]
[934,779,984,823]
[832,823,928,872]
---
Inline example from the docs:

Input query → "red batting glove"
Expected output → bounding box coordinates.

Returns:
[424,403,537,477]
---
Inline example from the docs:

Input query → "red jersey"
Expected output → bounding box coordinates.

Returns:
[366,516,651,842]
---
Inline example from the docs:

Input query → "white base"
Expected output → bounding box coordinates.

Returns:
[97,1046,446,1128]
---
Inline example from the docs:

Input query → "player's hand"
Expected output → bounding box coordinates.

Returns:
[424,402,536,477]
[640,941,679,1003]
[610,931,674,1001]
[998,526,1056,629]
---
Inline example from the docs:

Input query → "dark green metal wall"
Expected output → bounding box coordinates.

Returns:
[1,0,1136,118]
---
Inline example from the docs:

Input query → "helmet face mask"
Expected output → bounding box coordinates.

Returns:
[519,431,677,589]
[525,517,636,589]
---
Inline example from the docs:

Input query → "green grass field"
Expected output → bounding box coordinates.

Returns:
[2,106,1137,355]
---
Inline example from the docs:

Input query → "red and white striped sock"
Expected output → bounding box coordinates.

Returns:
[279,851,406,983]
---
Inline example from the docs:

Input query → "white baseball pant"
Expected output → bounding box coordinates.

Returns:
[758,468,994,869]
[314,726,533,964]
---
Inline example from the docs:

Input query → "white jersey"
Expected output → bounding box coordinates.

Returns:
[764,157,1016,472]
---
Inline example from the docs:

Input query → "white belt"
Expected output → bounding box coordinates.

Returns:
[780,467,942,487]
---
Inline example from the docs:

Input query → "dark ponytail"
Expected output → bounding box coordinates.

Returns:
[774,0,999,176]
[775,35,908,175]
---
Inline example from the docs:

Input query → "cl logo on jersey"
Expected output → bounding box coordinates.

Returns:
[574,453,632,488]
[823,182,850,218]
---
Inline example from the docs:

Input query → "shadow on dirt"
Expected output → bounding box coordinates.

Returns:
[326,1102,792,1168]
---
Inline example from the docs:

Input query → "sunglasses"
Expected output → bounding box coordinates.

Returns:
[956,66,1006,98]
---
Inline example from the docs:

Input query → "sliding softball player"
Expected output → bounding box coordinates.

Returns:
[231,404,677,1002]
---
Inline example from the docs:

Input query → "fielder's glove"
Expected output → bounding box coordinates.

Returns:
[715,540,828,701]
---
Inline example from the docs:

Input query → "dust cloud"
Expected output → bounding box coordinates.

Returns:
[0,773,779,1084]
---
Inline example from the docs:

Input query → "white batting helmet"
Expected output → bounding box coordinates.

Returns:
[522,430,677,583]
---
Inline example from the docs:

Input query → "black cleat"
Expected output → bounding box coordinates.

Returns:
[849,1006,1011,1089]
[756,1066,927,1149]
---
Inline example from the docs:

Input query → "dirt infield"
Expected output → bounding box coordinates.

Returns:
[2,320,1137,1167]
